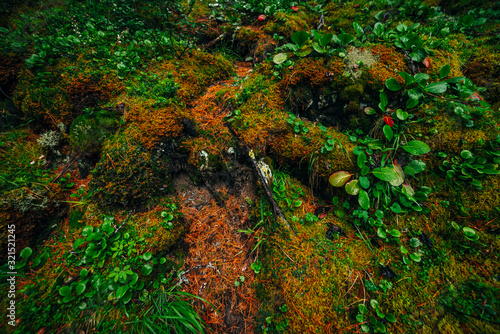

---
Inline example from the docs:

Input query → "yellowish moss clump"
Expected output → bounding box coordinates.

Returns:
[263,12,309,38]
[323,2,359,34]
[156,50,234,104]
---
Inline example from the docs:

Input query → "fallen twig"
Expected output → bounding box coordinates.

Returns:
[224,122,296,235]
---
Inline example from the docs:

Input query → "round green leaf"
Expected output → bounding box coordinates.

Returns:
[294,200,302,207]
[102,220,114,234]
[402,183,415,197]
[409,237,422,248]
[143,252,153,261]
[273,53,288,65]
[358,303,368,314]
[80,268,89,278]
[385,77,402,91]
[59,286,71,297]
[390,202,402,213]
[329,171,352,187]
[76,283,86,295]
[396,109,408,121]
[82,226,93,237]
[371,167,398,182]
[460,150,473,159]
[402,140,430,155]
[291,31,310,48]
[386,314,397,323]
[20,247,33,259]
[463,227,478,241]
[358,190,370,210]
[404,160,426,176]
[370,299,379,309]
[345,180,361,196]
[141,264,153,276]
[359,176,370,189]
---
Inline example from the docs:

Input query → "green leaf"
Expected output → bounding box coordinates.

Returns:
[390,202,402,213]
[379,92,388,111]
[439,64,450,79]
[402,183,415,197]
[319,33,333,47]
[402,140,430,155]
[426,82,448,94]
[414,73,430,83]
[404,160,426,176]
[408,87,423,100]
[273,53,288,65]
[116,285,129,300]
[373,22,384,36]
[396,109,408,121]
[371,167,398,181]
[370,299,379,309]
[345,180,361,196]
[353,22,364,37]
[73,238,85,250]
[389,163,405,187]
[141,264,153,276]
[409,253,421,262]
[406,96,419,109]
[294,200,302,207]
[386,78,402,91]
[359,176,370,189]
[460,150,473,159]
[359,303,368,314]
[329,171,352,187]
[143,252,152,261]
[463,227,479,241]
[388,229,401,237]
[383,125,393,141]
[20,247,33,259]
[386,314,397,322]
[59,286,71,297]
[358,190,370,210]
[364,107,377,115]
[398,71,414,85]
[295,48,312,57]
[377,228,387,239]
[409,237,422,248]
[291,31,310,48]
[357,152,367,168]
[80,269,89,278]
[76,283,86,295]
[82,226,93,237]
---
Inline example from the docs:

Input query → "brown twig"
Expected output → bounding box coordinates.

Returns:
[224,122,296,236]
[51,154,79,183]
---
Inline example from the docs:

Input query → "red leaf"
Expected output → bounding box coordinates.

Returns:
[384,115,394,127]
[291,6,299,11]
[422,57,431,68]
[258,14,266,21]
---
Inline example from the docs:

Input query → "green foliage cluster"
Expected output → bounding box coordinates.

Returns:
[69,109,119,155]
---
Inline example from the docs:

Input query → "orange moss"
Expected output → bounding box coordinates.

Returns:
[369,45,407,86]
[66,72,125,111]
[281,57,344,90]
[179,192,258,333]
[125,96,184,149]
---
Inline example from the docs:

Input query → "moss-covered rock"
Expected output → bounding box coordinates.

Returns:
[89,128,167,209]
[69,110,119,155]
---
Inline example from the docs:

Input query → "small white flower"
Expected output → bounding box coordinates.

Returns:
[30,161,35,165]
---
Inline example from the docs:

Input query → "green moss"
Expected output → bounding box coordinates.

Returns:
[69,110,119,155]
[263,12,309,38]
[89,129,168,209]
